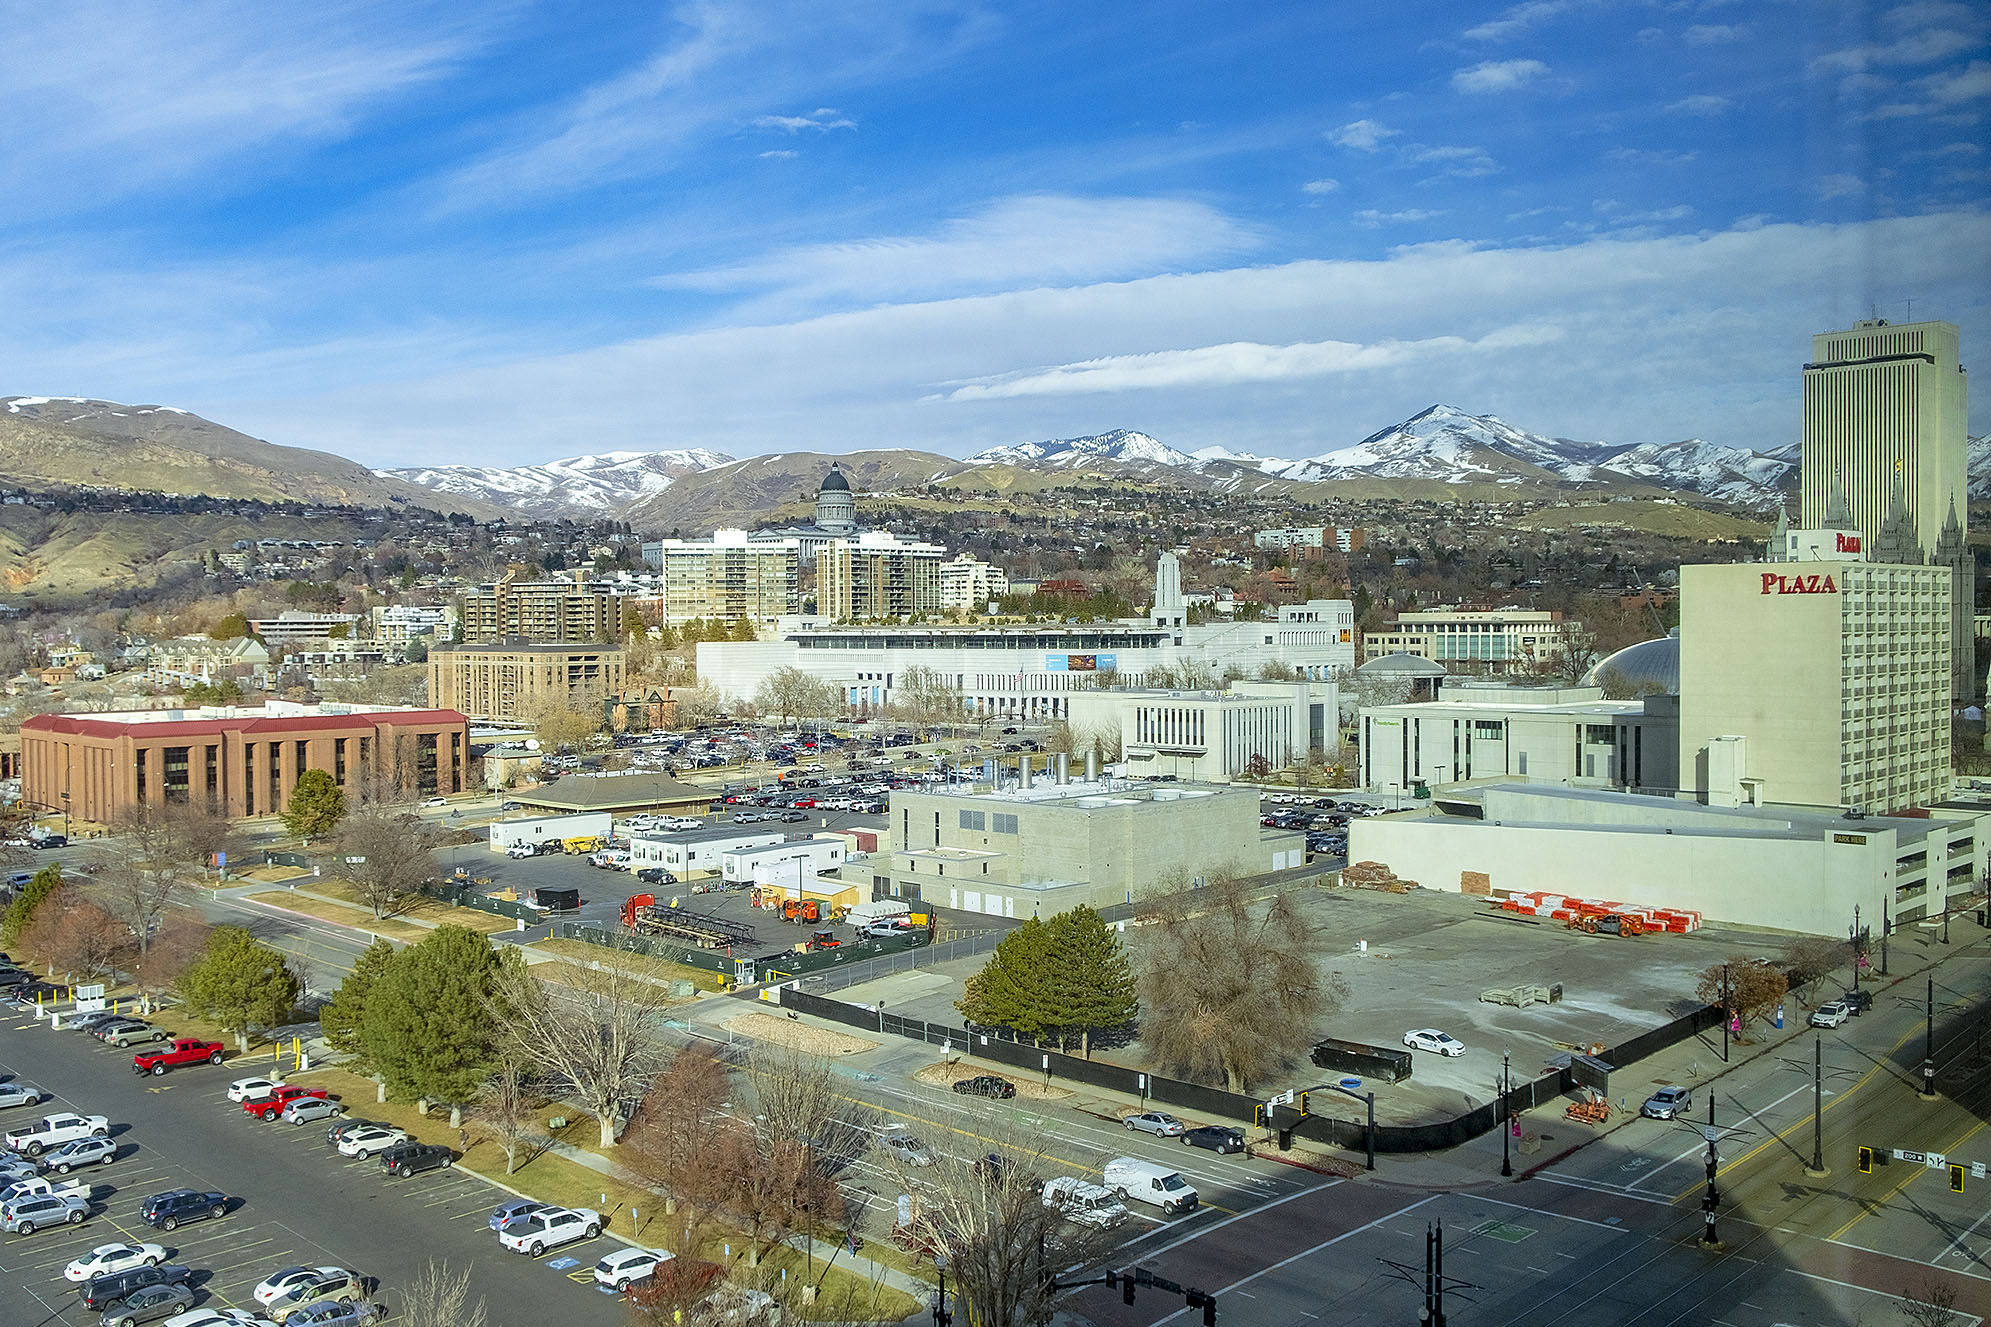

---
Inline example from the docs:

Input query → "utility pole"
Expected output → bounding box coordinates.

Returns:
[1851,904,1862,994]
[1425,1220,1447,1327]
[1721,964,1731,1063]
[1923,975,1938,1098]
[1500,1051,1512,1178]
[1810,1033,1825,1175]
[1701,1092,1722,1246]
[1881,895,1890,976]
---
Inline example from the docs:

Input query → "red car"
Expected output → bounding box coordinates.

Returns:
[132,1039,225,1077]
[243,1085,329,1121]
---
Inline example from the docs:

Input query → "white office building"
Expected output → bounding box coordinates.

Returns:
[938,555,1009,615]
[1360,607,1573,675]
[1066,678,1342,782]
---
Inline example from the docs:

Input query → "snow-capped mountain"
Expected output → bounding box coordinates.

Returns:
[381,449,734,518]
[1599,438,1797,507]
[1970,435,1991,499]
[965,429,1196,470]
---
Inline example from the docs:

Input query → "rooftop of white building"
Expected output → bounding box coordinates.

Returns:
[1420,782,1957,847]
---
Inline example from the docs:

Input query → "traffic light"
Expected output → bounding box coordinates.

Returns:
[1298,1092,1310,1116]
[1123,1277,1137,1306]
[1858,1145,1873,1174]
[1953,1165,1966,1194]
[1253,1104,1266,1127]
[1187,1290,1217,1325]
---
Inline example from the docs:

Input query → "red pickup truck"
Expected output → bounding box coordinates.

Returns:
[242,1084,328,1121]
[132,1038,225,1077]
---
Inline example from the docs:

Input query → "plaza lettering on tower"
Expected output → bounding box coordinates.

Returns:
[1759,572,1839,596]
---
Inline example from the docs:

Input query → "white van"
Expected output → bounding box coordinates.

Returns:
[1102,1157,1199,1215]
[1041,1176,1129,1229]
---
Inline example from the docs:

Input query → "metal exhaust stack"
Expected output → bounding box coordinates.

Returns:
[1020,757,1033,789]
[1085,749,1100,782]
[1055,752,1070,785]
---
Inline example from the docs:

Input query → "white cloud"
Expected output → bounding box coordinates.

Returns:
[1812,173,1866,200]
[1301,178,1341,195]
[1452,59,1552,94]
[1352,208,1447,228]
[751,108,856,133]
[1409,145,1499,178]
[1605,147,1698,166]
[1928,60,1991,104]
[1462,1,1582,43]
[1683,24,1749,45]
[937,326,1567,401]
[655,194,1261,307]
[1668,94,1733,115]
[759,149,799,160]
[1329,119,1397,151]
[1812,27,1981,74]
[0,2,489,209]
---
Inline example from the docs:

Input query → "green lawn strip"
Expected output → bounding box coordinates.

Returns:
[241,890,431,943]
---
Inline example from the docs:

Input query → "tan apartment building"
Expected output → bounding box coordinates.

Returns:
[643,530,800,624]
[817,532,945,621]
[459,568,623,643]
[20,702,469,824]
[428,640,626,722]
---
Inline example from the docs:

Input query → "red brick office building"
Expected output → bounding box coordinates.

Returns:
[20,703,470,824]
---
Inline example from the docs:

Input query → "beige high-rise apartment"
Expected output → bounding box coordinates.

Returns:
[428,641,626,722]
[1800,318,1971,698]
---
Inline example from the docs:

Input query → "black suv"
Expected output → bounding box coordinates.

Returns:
[79,1262,194,1312]
[1842,987,1875,1014]
[380,1142,454,1177]
[139,1188,228,1231]
[952,1075,1017,1099]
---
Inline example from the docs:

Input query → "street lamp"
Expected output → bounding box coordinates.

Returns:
[931,1254,952,1327]
[1499,1050,1513,1177]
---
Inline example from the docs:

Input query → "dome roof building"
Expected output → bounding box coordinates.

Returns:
[1582,630,1680,696]
[814,466,857,536]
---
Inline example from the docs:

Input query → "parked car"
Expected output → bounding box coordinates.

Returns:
[880,1133,933,1167]
[263,1269,365,1321]
[77,1261,194,1312]
[1810,1001,1852,1027]
[380,1142,453,1177]
[96,1281,196,1327]
[1842,988,1875,1014]
[1640,1086,1694,1120]
[326,1118,389,1146]
[498,1206,602,1256]
[0,1081,46,1110]
[65,1011,123,1034]
[488,1199,552,1232]
[336,1126,410,1159]
[255,1266,354,1307]
[244,1085,328,1121]
[5,1111,110,1156]
[101,1022,170,1048]
[226,1077,286,1103]
[952,1075,1016,1100]
[44,1135,116,1172]
[504,844,536,859]
[1403,1028,1467,1057]
[593,1246,675,1292]
[65,1240,167,1281]
[280,1098,345,1126]
[635,868,676,885]
[0,1190,88,1233]
[138,1188,229,1232]
[274,1303,386,1327]
[1124,1112,1185,1137]
[1181,1125,1245,1154]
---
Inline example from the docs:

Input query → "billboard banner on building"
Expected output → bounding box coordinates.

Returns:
[1045,652,1117,673]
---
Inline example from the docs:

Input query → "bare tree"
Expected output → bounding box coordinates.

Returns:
[489,958,674,1148]
[889,664,963,737]
[20,888,133,979]
[331,803,441,919]
[468,1056,541,1175]
[743,1045,873,1177]
[94,801,235,980]
[886,1117,1117,1327]
[1696,958,1789,1038]
[395,1260,488,1327]
[1784,935,1851,1003]
[624,1044,732,1192]
[671,680,724,729]
[134,913,212,1009]
[1135,875,1347,1092]
[1898,1279,1961,1327]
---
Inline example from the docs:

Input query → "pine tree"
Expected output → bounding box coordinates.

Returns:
[178,926,301,1051]
[319,938,396,1065]
[1,863,64,949]
[1041,907,1139,1058]
[956,917,1052,1043]
[282,769,346,841]
[363,925,520,1118]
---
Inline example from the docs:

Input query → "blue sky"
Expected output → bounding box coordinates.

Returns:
[3,0,1987,467]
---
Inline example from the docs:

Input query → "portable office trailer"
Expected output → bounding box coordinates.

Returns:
[488,812,614,854]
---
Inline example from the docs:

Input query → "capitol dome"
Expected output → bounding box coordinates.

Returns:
[1582,630,1679,696]
[818,467,851,493]
[815,465,857,535]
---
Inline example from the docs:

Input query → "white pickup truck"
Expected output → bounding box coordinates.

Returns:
[0,1175,91,1205]
[4,1113,110,1157]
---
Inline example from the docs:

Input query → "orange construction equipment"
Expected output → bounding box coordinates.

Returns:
[1566,912,1645,937]
[782,898,823,924]
[620,893,657,928]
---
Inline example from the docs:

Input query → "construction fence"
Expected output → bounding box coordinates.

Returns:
[555,919,936,984]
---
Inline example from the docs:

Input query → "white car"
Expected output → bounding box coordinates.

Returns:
[0,1082,46,1110]
[65,1240,167,1281]
[1810,1000,1852,1028]
[880,1133,933,1167]
[499,1205,602,1256]
[1403,1029,1467,1057]
[255,1265,354,1306]
[504,844,535,859]
[593,1246,674,1291]
[336,1125,410,1159]
[280,1098,345,1125]
[226,1077,286,1103]
[161,1311,264,1327]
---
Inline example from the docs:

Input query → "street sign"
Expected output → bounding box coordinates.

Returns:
[1894,1149,1927,1164]
[343,856,366,865]
[1268,1089,1296,1107]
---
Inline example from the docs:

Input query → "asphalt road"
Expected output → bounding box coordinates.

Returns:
[0,1001,638,1326]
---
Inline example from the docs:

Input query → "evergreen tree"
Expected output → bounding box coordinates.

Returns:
[319,938,396,1064]
[282,769,346,840]
[1041,907,1139,1058]
[363,925,520,1117]
[178,925,301,1051]
[956,917,1052,1043]
[1,863,63,949]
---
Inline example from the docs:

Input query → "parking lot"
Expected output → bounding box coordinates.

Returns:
[0,999,637,1325]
